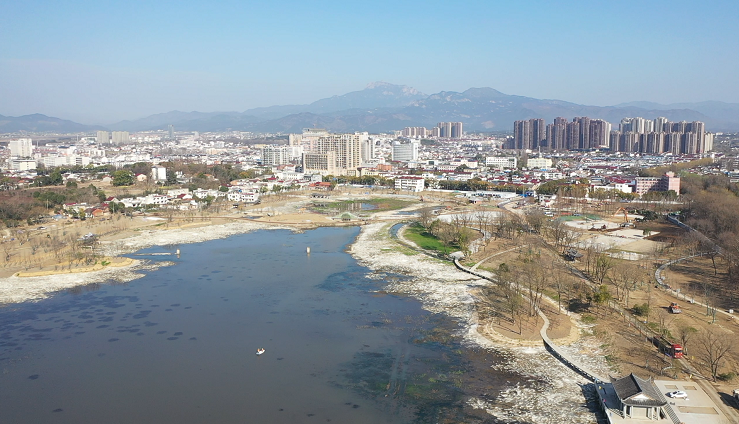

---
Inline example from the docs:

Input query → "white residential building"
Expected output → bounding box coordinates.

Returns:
[262,145,291,166]
[9,159,37,171]
[527,157,553,169]
[141,194,169,205]
[485,156,518,169]
[8,138,33,157]
[111,131,130,145]
[167,188,190,197]
[227,191,259,203]
[392,140,420,162]
[394,176,425,192]
[152,166,168,182]
[97,131,109,144]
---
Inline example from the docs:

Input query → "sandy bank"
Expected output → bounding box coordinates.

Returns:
[14,257,137,277]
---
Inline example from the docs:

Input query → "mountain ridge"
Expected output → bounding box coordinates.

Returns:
[3,83,737,133]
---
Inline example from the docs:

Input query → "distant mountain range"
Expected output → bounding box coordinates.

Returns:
[0,113,106,133]
[3,82,739,134]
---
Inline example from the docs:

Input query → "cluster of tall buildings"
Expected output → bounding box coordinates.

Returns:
[510,117,712,154]
[401,122,463,139]
[97,130,130,145]
[266,130,374,176]
[512,117,611,151]
[612,117,712,154]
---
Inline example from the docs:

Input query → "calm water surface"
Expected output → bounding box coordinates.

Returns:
[0,227,516,423]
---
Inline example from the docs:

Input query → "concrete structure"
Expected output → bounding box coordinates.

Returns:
[485,156,518,169]
[391,140,420,162]
[9,158,37,171]
[401,127,428,138]
[8,138,33,157]
[97,131,109,144]
[152,166,167,182]
[112,131,130,145]
[596,375,729,424]
[436,122,463,138]
[302,151,337,176]
[306,132,367,175]
[527,156,553,169]
[262,145,291,166]
[612,119,711,154]
[633,172,680,196]
[394,176,424,192]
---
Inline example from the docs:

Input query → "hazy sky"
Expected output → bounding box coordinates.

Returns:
[1,0,738,124]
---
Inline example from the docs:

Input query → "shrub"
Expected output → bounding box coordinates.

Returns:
[718,372,736,382]
[581,315,597,324]
[632,303,650,317]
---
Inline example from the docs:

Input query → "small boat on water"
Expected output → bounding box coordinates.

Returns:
[256,348,265,355]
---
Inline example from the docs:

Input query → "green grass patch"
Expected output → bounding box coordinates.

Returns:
[404,224,452,252]
[581,314,597,324]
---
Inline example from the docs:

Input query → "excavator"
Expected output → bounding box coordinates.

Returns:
[614,207,634,227]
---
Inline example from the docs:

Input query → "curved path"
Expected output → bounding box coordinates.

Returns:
[453,257,607,383]
[392,220,605,383]
[470,245,528,271]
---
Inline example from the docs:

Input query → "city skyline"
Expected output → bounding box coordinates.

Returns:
[1,1,739,124]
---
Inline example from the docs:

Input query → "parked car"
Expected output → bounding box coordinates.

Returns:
[667,391,688,399]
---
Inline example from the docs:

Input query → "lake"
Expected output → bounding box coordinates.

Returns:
[0,227,519,423]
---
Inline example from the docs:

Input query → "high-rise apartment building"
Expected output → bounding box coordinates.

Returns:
[435,122,463,138]
[361,137,374,162]
[516,117,711,155]
[611,119,710,154]
[302,151,337,176]
[302,132,367,175]
[513,119,549,150]
[401,127,429,138]
[391,140,420,162]
[168,125,175,140]
[8,138,33,157]
[112,131,130,145]
[437,122,452,138]
[262,145,291,166]
[451,122,463,138]
[97,131,109,144]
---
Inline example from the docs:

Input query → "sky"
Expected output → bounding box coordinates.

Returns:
[1,0,738,124]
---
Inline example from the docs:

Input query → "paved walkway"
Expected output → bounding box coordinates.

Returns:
[453,258,607,383]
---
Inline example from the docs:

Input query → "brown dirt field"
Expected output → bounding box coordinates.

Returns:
[643,219,687,244]
[580,254,739,397]
[662,255,739,311]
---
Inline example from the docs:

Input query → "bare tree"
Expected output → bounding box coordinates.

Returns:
[609,262,644,307]
[592,253,614,285]
[695,327,733,381]
[676,325,697,356]
[418,208,435,230]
